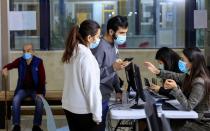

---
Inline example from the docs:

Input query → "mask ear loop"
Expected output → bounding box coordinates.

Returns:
[112,33,117,40]
[109,29,117,40]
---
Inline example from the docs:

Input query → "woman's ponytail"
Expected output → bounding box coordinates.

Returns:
[62,25,80,63]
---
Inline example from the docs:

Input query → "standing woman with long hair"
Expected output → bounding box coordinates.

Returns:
[144,47,210,131]
[61,20,102,131]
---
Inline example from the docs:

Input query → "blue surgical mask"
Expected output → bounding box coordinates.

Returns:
[159,64,164,70]
[178,60,189,74]
[23,53,32,60]
[114,35,126,45]
[90,39,100,49]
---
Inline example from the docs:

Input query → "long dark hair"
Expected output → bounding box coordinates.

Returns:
[62,20,100,63]
[182,47,210,96]
[155,47,181,73]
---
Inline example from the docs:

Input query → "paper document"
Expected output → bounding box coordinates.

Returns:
[9,11,37,31]
[194,10,207,29]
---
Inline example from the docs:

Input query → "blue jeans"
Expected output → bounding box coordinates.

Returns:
[12,89,44,126]
[99,101,109,131]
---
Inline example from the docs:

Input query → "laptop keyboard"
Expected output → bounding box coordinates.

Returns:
[147,89,168,99]
[162,102,178,110]
[130,104,144,109]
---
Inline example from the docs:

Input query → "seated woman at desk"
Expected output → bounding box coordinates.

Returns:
[149,47,182,98]
[144,47,210,131]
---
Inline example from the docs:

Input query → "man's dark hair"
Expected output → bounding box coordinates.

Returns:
[107,15,128,33]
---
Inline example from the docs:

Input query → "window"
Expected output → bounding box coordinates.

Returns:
[50,0,118,49]
[157,0,186,48]
[196,0,205,48]
[9,0,40,50]
[50,0,186,49]
[9,0,187,50]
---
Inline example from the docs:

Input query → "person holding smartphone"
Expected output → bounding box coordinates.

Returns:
[91,15,130,131]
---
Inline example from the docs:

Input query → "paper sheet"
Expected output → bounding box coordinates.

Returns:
[9,11,37,31]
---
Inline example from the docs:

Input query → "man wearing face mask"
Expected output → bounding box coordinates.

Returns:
[2,43,46,131]
[91,15,129,131]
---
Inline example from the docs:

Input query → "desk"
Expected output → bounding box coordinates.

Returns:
[108,100,198,131]
[110,100,198,120]
[110,108,198,120]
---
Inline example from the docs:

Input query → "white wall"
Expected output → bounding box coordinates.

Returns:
[9,49,183,91]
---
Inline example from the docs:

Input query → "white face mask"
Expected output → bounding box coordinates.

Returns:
[89,39,100,49]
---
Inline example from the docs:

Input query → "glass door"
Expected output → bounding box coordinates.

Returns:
[156,0,177,47]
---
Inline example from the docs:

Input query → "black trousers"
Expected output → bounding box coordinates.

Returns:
[64,109,100,131]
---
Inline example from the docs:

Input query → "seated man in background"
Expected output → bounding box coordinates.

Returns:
[2,43,46,131]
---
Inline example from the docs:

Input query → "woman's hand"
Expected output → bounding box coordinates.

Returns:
[149,84,161,92]
[144,62,160,75]
[164,79,177,89]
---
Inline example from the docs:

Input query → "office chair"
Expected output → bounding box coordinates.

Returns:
[160,114,172,131]
[39,96,69,131]
[144,90,161,131]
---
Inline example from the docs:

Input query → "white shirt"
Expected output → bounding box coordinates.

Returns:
[62,44,102,123]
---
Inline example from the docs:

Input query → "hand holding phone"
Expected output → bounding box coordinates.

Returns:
[152,78,157,85]
[144,78,150,87]
[123,57,133,62]
[164,79,177,89]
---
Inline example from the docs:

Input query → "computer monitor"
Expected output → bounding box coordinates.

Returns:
[125,63,145,108]
[125,62,135,93]
[144,90,161,131]
[133,64,145,102]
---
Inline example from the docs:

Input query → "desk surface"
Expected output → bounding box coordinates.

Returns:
[110,109,198,120]
[109,100,198,120]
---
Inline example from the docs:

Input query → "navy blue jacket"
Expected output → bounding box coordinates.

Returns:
[4,56,46,95]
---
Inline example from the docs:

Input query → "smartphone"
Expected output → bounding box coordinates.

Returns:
[144,78,150,87]
[123,57,133,62]
[152,78,157,85]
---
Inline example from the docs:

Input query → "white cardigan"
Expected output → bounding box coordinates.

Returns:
[62,44,102,123]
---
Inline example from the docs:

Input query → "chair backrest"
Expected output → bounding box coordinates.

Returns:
[144,90,161,131]
[39,95,57,131]
[160,114,172,131]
